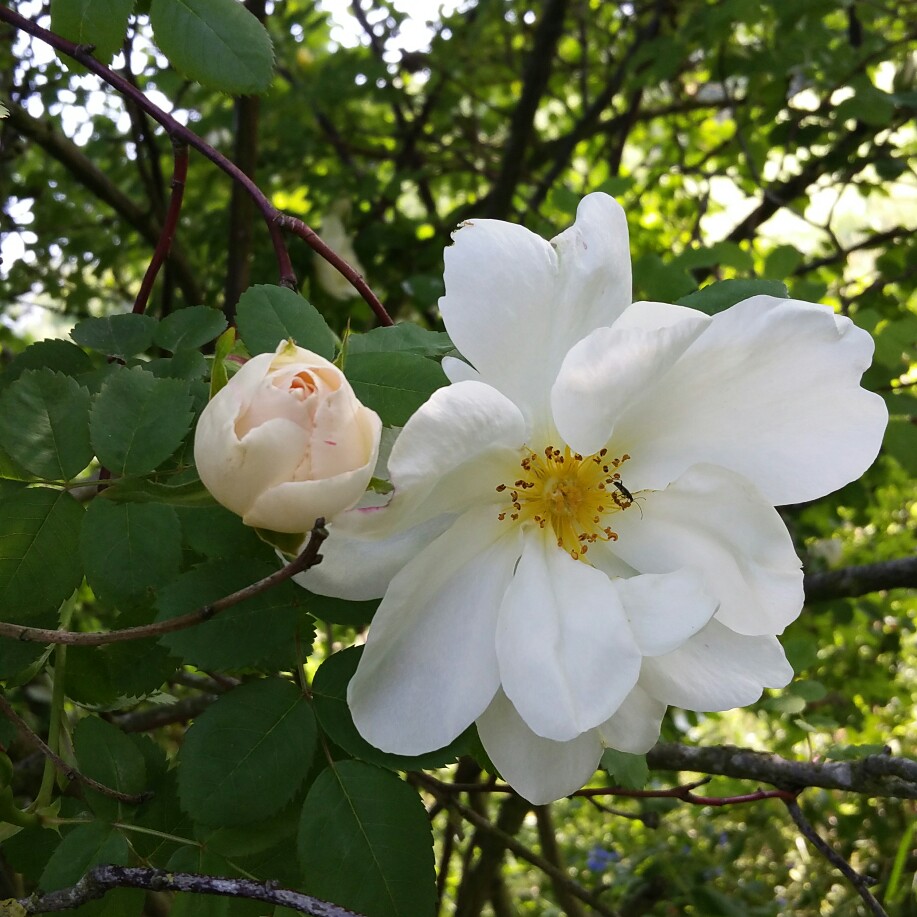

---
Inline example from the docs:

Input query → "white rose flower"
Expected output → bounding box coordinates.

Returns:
[194,340,382,533]
[297,193,887,804]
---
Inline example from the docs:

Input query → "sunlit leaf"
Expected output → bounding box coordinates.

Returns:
[154,306,228,353]
[345,352,447,426]
[50,0,135,63]
[71,314,157,359]
[89,366,194,475]
[236,285,336,359]
[149,0,274,94]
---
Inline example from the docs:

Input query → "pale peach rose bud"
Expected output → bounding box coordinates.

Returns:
[194,340,382,533]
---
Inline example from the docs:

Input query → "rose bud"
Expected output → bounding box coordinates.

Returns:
[194,340,382,533]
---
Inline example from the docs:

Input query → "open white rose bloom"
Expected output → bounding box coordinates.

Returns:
[298,193,887,804]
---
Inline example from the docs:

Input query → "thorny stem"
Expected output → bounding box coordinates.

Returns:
[0,5,393,326]
[435,777,798,807]
[784,799,889,917]
[0,519,329,647]
[0,692,148,807]
[132,139,188,315]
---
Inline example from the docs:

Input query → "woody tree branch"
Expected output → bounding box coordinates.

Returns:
[482,0,569,219]
[804,556,917,602]
[525,0,667,215]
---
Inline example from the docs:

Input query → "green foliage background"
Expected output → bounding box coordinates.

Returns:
[0,0,915,915]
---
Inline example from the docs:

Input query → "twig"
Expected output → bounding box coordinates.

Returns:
[113,693,219,733]
[0,693,147,806]
[574,779,798,806]
[427,776,796,806]
[0,6,392,326]
[584,796,660,827]
[412,773,618,917]
[784,799,888,917]
[794,227,910,275]
[14,865,364,916]
[133,140,188,315]
[0,519,328,647]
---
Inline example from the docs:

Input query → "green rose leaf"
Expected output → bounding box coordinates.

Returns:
[0,370,93,481]
[176,505,273,561]
[345,352,447,426]
[178,678,316,827]
[90,366,194,475]
[80,499,182,605]
[149,0,274,94]
[601,749,649,790]
[0,339,94,392]
[677,279,789,315]
[633,253,696,302]
[670,241,754,272]
[0,609,56,681]
[346,324,453,358]
[236,284,336,359]
[298,760,436,917]
[71,313,157,359]
[73,716,147,820]
[154,306,228,353]
[39,821,129,891]
[0,488,84,618]
[883,416,917,475]
[304,591,379,626]
[763,244,804,279]
[66,639,177,708]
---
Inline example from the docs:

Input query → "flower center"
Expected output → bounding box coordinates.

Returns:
[496,445,638,560]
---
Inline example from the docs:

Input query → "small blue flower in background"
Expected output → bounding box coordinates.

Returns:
[586,846,620,872]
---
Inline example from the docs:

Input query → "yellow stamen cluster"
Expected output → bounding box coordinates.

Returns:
[496,445,636,560]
